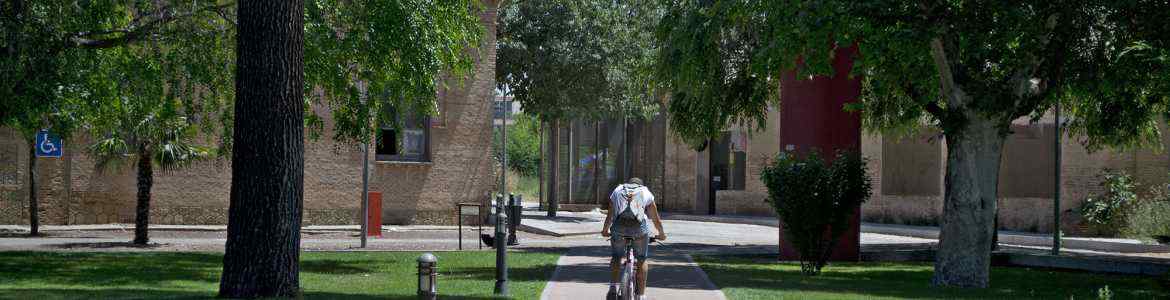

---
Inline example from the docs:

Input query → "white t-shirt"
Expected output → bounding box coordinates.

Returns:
[609,183,654,236]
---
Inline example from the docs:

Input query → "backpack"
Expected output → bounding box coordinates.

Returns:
[615,184,645,228]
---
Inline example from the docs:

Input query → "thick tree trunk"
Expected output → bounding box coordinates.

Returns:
[133,145,153,245]
[933,116,1005,288]
[27,139,38,236]
[218,0,305,297]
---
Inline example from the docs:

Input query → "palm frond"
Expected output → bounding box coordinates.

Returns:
[87,136,132,174]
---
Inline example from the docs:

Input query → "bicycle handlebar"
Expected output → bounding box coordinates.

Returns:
[607,236,662,244]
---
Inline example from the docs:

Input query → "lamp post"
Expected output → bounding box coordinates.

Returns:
[494,193,509,296]
[417,253,437,300]
[360,80,371,249]
[1053,100,1062,255]
[494,97,510,296]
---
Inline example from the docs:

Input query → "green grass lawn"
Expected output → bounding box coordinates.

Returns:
[695,254,1170,300]
[0,250,561,300]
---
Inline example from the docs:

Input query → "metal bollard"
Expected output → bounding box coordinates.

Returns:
[417,253,437,300]
[507,194,520,245]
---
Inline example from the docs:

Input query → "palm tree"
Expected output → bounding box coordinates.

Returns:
[87,96,209,245]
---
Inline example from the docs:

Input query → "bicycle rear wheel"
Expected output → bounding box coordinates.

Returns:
[620,260,636,300]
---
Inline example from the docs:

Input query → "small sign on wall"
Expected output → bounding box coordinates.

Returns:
[35,130,62,158]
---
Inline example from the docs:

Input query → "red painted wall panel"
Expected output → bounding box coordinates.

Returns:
[777,46,862,261]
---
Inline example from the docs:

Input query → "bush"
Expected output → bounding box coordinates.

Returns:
[1080,170,1137,236]
[761,150,872,275]
[493,114,541,176]
[1123,184,1170,243]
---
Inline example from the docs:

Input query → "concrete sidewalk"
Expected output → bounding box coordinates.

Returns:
[541,247,727,300]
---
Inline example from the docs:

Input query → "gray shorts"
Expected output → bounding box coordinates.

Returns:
[610,235,650,264]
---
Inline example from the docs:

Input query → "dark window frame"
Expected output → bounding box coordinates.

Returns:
[375,108,432,163]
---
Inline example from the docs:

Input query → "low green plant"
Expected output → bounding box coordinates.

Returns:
[493,113,542,176]
[761,150,872,275]
[1080,170,1136,236]
[1123,184,1170,243]
[1097,285,1113,300]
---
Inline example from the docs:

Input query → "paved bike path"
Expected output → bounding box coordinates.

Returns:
[541,247,727,300]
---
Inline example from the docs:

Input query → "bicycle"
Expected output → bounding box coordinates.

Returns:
[610,235,659,300]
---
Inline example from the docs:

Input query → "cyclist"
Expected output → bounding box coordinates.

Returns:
[601,178,667,300]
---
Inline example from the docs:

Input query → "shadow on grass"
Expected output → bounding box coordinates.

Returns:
[0,252,223,287]
[0,289,512,300]
[48,242,168,249]
[300,259,377,275]
[0,251,563,299]
[696,253,1170,300]
[305,293,513,300]
[0,288,213,300]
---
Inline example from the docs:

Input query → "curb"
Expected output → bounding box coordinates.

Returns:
[862,224,1170,254]
[517,224,596,238]
[640,218,1170,254]
[861,247,1170,277]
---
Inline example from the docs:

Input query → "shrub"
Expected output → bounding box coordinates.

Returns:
[1123,184,1170,243]
[493,114,541,176]
[761,150,872,275]
[1080,170,1137,236]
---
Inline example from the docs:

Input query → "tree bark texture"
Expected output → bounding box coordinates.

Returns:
[27,139,38,236]
[134,145,153,245]
[218,0,305,297]
[933,116,1005,288]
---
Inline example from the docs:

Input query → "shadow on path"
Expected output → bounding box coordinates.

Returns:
[541,246,727,300]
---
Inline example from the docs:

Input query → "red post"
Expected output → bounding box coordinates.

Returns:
[368,192,383,237]
[777,45,863,261]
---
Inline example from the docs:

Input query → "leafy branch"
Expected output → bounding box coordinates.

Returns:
[65,2,236,50]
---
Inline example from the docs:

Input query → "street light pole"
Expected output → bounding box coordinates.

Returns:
[361,140,370,248]
[360,81,371,249]
[494,101,509,296]
[1053,101,1062,255]
[502,100,508,198]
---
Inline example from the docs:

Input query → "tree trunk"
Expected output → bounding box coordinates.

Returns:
[538,121,544,210]
[27,139,38,236]
[133,145,153,245]
[593,121,600,205]
[218,0,305,297]
[933,116,1005,288]
[547,120,559,217]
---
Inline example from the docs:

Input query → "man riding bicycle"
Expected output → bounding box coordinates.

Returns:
[601,178,667,300]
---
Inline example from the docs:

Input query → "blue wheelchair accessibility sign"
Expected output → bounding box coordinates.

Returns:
[35,130,62,158]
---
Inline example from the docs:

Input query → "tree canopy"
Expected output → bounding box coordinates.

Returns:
[497,0,662,122]
[655,0,1169,288]
[658,0,1169,146]
[2,1,235,140]
[306,0,485,144]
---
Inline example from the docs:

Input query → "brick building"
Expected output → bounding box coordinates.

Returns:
[0,2,501,226]
[545,107,1169,234]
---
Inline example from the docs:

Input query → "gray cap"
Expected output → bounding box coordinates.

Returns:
[628,177,643,185]
[418,252,437,263]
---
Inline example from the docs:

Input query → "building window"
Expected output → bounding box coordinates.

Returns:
[376,106,430,162]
